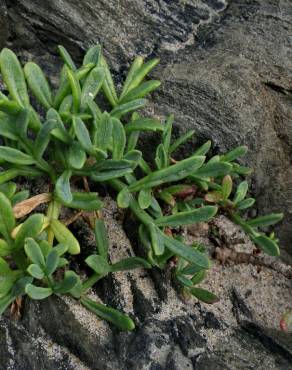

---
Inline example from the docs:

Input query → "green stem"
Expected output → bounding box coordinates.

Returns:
[18,136,56,180]
[108,178,153,225]
[81,273,103,293]
[229,212,258,238]
[46,198,62,245]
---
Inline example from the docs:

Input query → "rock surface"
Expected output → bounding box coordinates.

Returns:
[0,0,292,369]
[0,198,292,370]
[1,0,292,254]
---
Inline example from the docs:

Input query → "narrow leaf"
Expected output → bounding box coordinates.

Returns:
[25,284,52,300]
[247,213,283,228]
[111,118,126,159]
[253,235,280,256]
[111,257,151,272]
[24,238,45,266]
[81,297,135,331]
[85,255,110,275]
[55,170,72,203]
[120,80,161,103]
[221,146,248,162]
[14,214,46,250]
[125,117,163,133]
[163,234,210,268]
[58,45,77,71]
[110,99,146,119]
[50,219,80,255]
[0,147,36,165]
[129,156,205,192]
[81,66,104,110]
[0,48,29,107]
[24,62,52,108]
[45,249,59,276]
[188,287,219,304]
[27,264,44,279]
[155,206,218,227]
[94,219,109,258]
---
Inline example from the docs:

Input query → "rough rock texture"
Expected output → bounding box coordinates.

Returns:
[0,198,292,370]
[1,0,291,256]
[0,0,292,368]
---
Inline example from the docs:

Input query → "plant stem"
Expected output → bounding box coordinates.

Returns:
[108,178,153,225]
[46,198,62,245]
[81,273,103,293]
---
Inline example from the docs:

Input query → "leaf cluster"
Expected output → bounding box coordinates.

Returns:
[0,45,283,330]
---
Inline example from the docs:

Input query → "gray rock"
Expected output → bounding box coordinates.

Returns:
[0,199,292,369]
[2,0,292,255]
[0,1,292,369]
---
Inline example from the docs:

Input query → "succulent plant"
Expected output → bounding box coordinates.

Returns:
[0,45,283,330]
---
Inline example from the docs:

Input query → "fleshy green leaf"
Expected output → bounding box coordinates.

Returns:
[253,234,280,256]
[58,45,76,71]
[81,297,135,331]
[233,181,248,204]
[83,45,102,66]
[81,66,104,110]
[125,117,163,133]
[221,146,248,162]
[0,48,29,107]
[192,161,232,179]
[120,56,143,99]
[24,62,52,108]
[120,80,161,103]
[221,175,232,200]
[63,192,103,211]
[55,170,72,203]
[72,116,94,155]
[0,293,15,315]
[138,189,152,209]
[111,118,126,159]
[0,192,15,240]
[45,249,59,275]
[0,257,12,275]
[155,206,218,227]
[0,239,11,257]
[27,264,44,279]
[155,143,168,169]
[123,58,159,95]
[85,255,110,275]
[100,56,118,107]
[162,234,209,268]
[54,270,79,294]
[66,67,81,113]
[111,257,151,272]
[25,284,53,300]
[191,270,207,285]
[236,198,255,210]
[247,213,283,228]
[94,219,109,258]
[93,112,112,151]
[129,156,205,192]
[50,219,80,255]
[34,119,56,159]
[15,214,45,250]
[110,99,146,119]
[148,223,165,256]
[24,238,45,267]
[194,140,212,156]
[117,187,131,208]
[67,141,87,169]
[0,147,36,165]
[169,130,195,153]
[188,287,219,304]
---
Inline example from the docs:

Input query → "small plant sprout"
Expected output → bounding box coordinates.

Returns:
[0,45,283,330]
